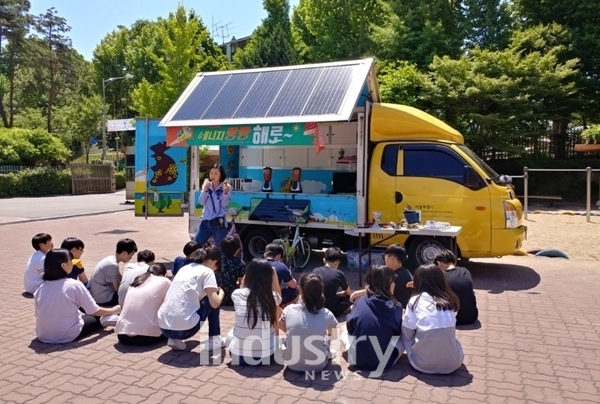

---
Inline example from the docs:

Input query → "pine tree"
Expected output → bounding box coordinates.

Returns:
[234,0,298,68]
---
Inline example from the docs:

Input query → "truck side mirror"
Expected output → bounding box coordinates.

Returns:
[464,166,482,189]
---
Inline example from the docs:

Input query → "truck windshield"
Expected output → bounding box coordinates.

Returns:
[457,145,500,181]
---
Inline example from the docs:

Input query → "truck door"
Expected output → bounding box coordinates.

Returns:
[398,143,492,255]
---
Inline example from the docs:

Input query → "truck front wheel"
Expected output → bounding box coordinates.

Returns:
[243,227,276,260]
[406,236,449,270]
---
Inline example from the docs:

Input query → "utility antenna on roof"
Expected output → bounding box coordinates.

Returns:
[212,21,234,44]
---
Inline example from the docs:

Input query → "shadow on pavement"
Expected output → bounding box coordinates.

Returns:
[157,340,202,368]
[466,261,541,294]
[94,229,141,235]
[457,320,482,331]
[28,330,113,353]
[113,340,167,353]
[227,362,285,378]
[282,363,343,390]
[411,363,473,387]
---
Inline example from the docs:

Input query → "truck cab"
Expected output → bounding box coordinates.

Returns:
[367,103,526,267]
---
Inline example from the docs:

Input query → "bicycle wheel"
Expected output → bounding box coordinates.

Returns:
[293,239,311,269]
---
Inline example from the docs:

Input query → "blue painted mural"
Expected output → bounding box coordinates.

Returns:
[134,118,187,216]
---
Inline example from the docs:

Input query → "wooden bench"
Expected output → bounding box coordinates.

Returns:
[517,195,563,207]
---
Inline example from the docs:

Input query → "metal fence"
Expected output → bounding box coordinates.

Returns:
[521,167,599,223]
[0,165,66,174]
[70,164,115,195]
[474,129,585,161]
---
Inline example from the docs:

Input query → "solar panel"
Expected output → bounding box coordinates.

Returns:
[171,75,229,122]
[233,70,290,118]
[162,58,374,127]
[303,66,354,116]
[266,67,325,117]
[201,72,260,119]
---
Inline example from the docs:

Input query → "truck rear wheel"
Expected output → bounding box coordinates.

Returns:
[406,236,449,270]
[243,227,276,260]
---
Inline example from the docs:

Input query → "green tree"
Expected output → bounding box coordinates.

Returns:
[421,25,580,157]
[463,0,513,51]
[0,0,31,127]
[515,0,600,121]
[131,6,227,117]
[12,106,45,129]
[91,22,150,121]
[27,7,74,132]
[292,0,383,63]
[0,127,70,165]
[372,0,465,68]
[235,0,298,67]
[377,60,429,107]
[56,94,103,163]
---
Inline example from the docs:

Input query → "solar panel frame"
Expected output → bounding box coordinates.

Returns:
[160,58,375,127]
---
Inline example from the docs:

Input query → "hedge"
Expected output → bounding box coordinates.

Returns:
[0,168,126,198]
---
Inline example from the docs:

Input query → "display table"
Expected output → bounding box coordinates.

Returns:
[345,225,463,285]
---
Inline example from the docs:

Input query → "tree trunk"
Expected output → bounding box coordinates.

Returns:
[0,97,9,128]
[47,62,54,133]
[551,121,568,159]
[84,142,91,164]
[8,66,15,128]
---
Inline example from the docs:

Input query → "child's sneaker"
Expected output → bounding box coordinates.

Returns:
[327,348,337,360]
[206,336,225,350]
[99,314,118,327]
[167,338,186,351]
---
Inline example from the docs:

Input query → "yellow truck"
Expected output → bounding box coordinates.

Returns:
[367,102,526,265]
[141,58,526,267]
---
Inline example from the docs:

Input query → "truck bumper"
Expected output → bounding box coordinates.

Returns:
[491,225,527,256]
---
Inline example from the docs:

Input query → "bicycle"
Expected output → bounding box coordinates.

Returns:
[273,206,312,271]
[203,206,248,261]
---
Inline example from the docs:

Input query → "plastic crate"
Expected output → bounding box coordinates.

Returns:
[346,248,386,271]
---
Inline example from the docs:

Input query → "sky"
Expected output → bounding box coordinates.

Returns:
[29,0,300,61]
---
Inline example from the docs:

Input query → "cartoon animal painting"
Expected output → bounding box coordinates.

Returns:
[148,188,172,213]
[149,141,178,186]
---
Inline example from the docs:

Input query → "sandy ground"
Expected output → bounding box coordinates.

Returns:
[521,211,600,261]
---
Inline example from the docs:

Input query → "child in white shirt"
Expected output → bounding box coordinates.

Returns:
[24,233,53,295]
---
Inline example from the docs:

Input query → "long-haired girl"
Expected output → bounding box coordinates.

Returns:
[341,265,403,372]
[280,273,338,372]
[115,263,171,346]
[226,259,282,366]
[402,264,464,374]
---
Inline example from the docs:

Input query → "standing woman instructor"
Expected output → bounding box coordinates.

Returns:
[194,164,232,249]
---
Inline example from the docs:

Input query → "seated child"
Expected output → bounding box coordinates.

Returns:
[35,249,121,344]
[226,259,282,366]
[90,239,137,307]
[402,264,464,374]
[311,247,352,317]
[434,250,478,325]
[342,265,403,374]
[264,243,298,306]
[280,273,338,372]
[116,263,171,346]
[216,236,246,306]
[60,237,89,286]
[158,248,225,351]
[172,241,201,277]
[24,233,53,295]
[118,250,156,307]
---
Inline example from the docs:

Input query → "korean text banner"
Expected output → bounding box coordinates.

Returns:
[166,123,322,148]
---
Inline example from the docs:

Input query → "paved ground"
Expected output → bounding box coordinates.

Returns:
[1,211,600,403]
[0,191,133,225]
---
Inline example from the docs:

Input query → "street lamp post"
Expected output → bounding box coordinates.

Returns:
[102,73,134,161]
